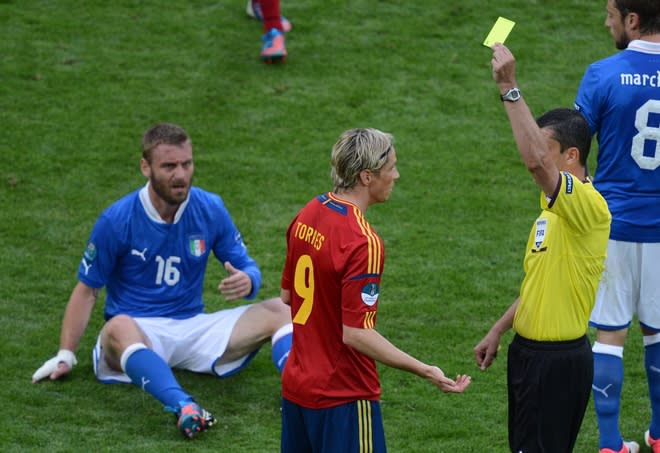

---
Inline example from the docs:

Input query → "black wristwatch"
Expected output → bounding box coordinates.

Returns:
[500,87,522,102]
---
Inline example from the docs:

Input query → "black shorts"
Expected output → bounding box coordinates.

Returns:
[507,334,592,453]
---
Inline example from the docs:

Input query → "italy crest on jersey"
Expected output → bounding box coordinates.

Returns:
[188,236,206,257]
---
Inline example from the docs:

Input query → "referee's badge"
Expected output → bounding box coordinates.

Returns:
[534,218,547,249]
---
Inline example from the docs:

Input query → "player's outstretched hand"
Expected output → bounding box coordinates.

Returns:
[441,374,471,393]
[474,330,502,371]
[32,350,77,383]
[218,261,252,301]
[426,366,471,393]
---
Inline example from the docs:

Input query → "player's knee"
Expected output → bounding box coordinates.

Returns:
[101,315,145,348]
[261,297,291,319]
[104,314,134,334]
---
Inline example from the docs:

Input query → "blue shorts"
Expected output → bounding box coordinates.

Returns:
[281,398,387,453]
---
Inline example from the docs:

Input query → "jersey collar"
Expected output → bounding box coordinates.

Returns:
[627,39,660,54]
[139,182,190,224]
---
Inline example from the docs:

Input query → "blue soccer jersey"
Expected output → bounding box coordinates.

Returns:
[575,40,660,242]
[78,184,261,320]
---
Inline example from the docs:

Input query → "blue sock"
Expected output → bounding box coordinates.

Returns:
[271,324,292,373]
[645,337,660,439]
[592,342,624,450]
[122,345,192,410]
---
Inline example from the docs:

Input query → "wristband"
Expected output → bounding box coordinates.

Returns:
[56,349,78,367]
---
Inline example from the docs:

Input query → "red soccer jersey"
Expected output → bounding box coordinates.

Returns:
[281,192,384,408]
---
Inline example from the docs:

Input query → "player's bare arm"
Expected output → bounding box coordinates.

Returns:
[32,281,98,382]
[279,288,291,305]
[343,325,471,393]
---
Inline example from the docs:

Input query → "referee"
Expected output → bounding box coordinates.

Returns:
[473,44,611,453]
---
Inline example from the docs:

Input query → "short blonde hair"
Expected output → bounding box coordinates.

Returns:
[331,128,394,192]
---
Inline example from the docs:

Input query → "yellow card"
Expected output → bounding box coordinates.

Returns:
[483,17,515,47]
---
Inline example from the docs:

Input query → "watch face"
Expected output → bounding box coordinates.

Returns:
[502,88,521,102]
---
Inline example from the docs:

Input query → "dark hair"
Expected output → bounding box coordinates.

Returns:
[536,108,592,167]
[615,0,660,35]
[141,123,190,162]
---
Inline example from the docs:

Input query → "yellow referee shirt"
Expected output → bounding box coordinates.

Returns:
[513,172,611,341]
